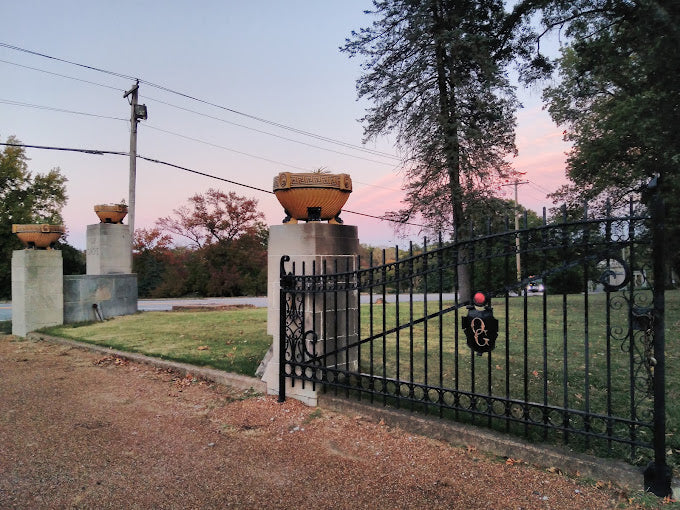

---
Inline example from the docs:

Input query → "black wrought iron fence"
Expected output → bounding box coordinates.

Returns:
[279,193,670,495]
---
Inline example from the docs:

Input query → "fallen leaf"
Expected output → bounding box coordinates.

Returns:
[197,345,209,351]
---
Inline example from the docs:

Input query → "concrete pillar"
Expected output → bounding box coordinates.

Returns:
[11,250,63,336]
[86,223,132,275]
[262,223,360,406]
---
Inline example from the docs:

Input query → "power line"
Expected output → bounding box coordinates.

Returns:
[147,120,404,192]
[0,142,126,156]
[0,96,404,193]
[0,58,123,91]
[138,80,399,159]
[0,141,422,227]
[136,155,424,227]
[0,42,136,82]
[342,209,429,229]
[528,180,554,194]
[143,95,399,164]
[137,155,424,227]
[352,179,403,193]
[0,98,127,122]
[144,125,408,186]
[143,124,314,172]
[0,41,400,160]
[2,49,401,165]
[0,56,399,165]
[136,154,274,195]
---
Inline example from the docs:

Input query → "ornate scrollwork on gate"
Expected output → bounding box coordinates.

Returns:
[631,304,655,400]
[608,285,656,421]
[597,255,631,292]
[281,257,324,380]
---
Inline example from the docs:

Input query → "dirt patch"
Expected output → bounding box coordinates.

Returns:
[0,335,658,509]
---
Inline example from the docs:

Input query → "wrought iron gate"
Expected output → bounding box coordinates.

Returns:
[279,192,670,495]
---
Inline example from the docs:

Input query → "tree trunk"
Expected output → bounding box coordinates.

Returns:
[432,0,471,303]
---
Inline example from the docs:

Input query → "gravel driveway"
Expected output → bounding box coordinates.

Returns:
[0,335,648,509]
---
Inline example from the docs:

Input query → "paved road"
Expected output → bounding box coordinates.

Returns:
[137,296,268,311]
[0,297,270,321]
[0,293,462,322]
[0,298,271,322]
[0,302,9,322]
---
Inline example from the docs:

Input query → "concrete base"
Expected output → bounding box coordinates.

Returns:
[86,223,132,275]
[11,250,64,337]
[64,274,138,323]
[262,223,360,405]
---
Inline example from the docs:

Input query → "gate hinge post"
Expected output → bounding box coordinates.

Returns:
[645,175,670,497]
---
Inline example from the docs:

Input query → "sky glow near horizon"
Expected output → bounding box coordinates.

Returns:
[1,1,569,250]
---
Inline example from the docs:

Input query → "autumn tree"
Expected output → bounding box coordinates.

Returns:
[342,0,531,299]
[157,188,265,248]
[0,137,70,298]
[150,189,268,298]
[133,227,173,297]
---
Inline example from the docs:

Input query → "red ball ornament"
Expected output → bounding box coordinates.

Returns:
[473,292,486,306]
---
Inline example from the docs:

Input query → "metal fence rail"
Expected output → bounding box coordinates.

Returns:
[279,195,669,495]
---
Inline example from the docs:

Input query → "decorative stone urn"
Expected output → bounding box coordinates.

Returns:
[12,224,65,249]
[94,203,128,224]
[273,171,352,224]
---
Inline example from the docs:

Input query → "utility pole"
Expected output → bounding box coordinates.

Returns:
[501,179,528,282]
[123,80,147,237]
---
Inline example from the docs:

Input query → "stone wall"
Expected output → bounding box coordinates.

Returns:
[63,274,137,323]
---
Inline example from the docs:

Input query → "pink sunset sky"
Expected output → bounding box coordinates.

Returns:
[1,1,569,249]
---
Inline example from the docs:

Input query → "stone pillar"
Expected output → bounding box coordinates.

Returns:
[86,223,132,275]
[262,223,360,406]
[11,250,63,336]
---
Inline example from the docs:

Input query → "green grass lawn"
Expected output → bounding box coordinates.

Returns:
[353,289,679,468]
[42,309,271,376]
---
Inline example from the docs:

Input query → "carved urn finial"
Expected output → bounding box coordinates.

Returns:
[273,171,352,224]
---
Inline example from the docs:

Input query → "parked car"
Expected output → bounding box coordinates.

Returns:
[526,279,545,294]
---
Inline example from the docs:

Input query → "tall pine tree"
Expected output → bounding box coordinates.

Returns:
[343,0,530,298]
